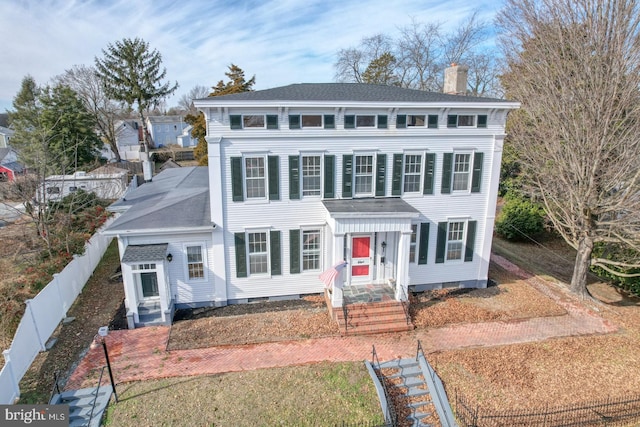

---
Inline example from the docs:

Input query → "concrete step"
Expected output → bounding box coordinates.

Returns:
[396,376,426,388]
[388,364,422,379]
[378,359,418,370]
[406,386,430,398]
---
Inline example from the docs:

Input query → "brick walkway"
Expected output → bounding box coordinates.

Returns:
[66,254,618,390]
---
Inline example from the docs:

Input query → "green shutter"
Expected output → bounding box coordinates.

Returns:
[441,153,453,194]
[270,230,281,275]
[375,154,387,196]
[289,156,300,200]
[231,157,244,201]
[465,221,477,262]
[324,155,335,198]
[344,115,355,129]
[324,115,335,129]
[267,115,278,129]
[418,222,430,265]
[289,229,300,274]
[423,153,436,195]
[447,115,458,128]
[289,115,300,129]
[268,156,280,200]
[435,222,447,264]
[396,114,407,128]
[230,115,242,129]
[391,154,403,196]
[428,115,438,128]
[342,154,353,198]
[234,232,247,277]
[477,115,487,128]
[471,152,484,193]
[377,115,388,129]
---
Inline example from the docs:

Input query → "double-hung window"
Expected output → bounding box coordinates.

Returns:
[403,154,422,193]
[452,153,471,192]
[409,224,418,263]
[354,155,374,196]
[248,232,269,274]
[245,157,266,199]
[186,245,205,280]
[446,222,465,261]
[301,229,321,271]
[302,156,322,196]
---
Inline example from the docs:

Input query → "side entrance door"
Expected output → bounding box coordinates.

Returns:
[351,235,372,283]
[139,272,159,299]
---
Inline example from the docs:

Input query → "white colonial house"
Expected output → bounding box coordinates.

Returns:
[104,67,519,330]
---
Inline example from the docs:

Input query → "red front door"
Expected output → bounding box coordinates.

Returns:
[351,236,371,280]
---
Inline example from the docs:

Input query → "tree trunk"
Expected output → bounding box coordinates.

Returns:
[570,236,593,298]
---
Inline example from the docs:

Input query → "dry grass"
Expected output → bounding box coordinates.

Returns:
[103,362,384,427]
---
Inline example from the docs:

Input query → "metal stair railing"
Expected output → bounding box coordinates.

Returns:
[397,283,412,325]
[415,341,458,427]
[49,371,62,404]
[88,366,108,425]
[371,345,398,427]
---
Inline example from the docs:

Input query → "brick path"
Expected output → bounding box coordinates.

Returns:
[66,254,618,390]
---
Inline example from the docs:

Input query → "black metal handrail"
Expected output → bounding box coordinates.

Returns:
[397,283,412,325]
[416,339,425,361]
[342,300,349,334]
[371,345,398,427]
[88,366,107,423]
[49,371,61,404]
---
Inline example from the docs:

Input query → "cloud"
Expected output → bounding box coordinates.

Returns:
[0,0,502,111]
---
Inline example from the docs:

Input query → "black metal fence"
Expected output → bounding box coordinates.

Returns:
[455,391,640,427]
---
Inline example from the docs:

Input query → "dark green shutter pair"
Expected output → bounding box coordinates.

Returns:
[396,114,438,128]
[234,231,282,277]
[341,154,386,198]
[441,152,483,194]
[391,153,436,196]
[435,221,477,264]
[231,156,280,201]
[447,114,488,128]
[289,155,336,199]
[230,115,278,129]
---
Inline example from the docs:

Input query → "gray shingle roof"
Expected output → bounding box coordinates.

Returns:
[121,244,168,263]
[106,166,211,233]
[323,197,420,215]
[196,83,507,103]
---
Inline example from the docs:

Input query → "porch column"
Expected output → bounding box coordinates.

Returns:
[156,262,170,323]
[395,229,412,301]
[331,233,345,307]
[121,263,137,329]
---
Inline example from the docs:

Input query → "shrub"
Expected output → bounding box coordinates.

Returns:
[590,243,640,296]
[495,194,546,241]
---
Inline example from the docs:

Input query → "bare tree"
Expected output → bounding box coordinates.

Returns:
[54,65,125,162]
[396,19,442,91]
[334,34,394,83]
[441,11,488,65]
[177,85,210,114]
[498,0,640,297]
[466,53,502,98]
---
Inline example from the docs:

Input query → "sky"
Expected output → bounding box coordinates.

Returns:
[0,0,504,113]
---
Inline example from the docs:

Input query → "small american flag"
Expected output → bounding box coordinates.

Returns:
[319,261,348,289]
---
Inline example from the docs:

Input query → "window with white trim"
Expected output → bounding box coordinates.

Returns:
[354,155,374,196]
[245,157,266,199]
[409,224,418,263]
[407,115,425,126]
[186,245,205,280]
[248,231,269,274]
[403,154,422,193]
[230,114,278,129]
[446,221,465,261]
[302,155,321,196]
[301,229,321,271]
[453,153,471,192]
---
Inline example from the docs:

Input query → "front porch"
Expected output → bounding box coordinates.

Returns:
[325,283,414,336]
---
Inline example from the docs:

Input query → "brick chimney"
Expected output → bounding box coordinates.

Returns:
[443,64,469,95]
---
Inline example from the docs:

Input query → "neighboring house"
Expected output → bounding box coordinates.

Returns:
[105,120,143,161]
[176,124,197,148]
[37,167,129,202]
[146,116,196,148]
[104,66,519,329]
[0,147,24,182]
[0,126,13,149]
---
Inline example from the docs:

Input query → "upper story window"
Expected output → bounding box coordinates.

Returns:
[453,153,471,192]
[403,154,422,193]
[231,155,280,202]
[289,114,335,129]
[441,152,484,194]
[302,155,322,197]
[397,114,438,128]
[447,114,487,128]
[344,115,387,129]
[230,114,278,129]
[354,155,374,196]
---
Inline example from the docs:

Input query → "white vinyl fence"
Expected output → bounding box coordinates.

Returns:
[0,216,116,404]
